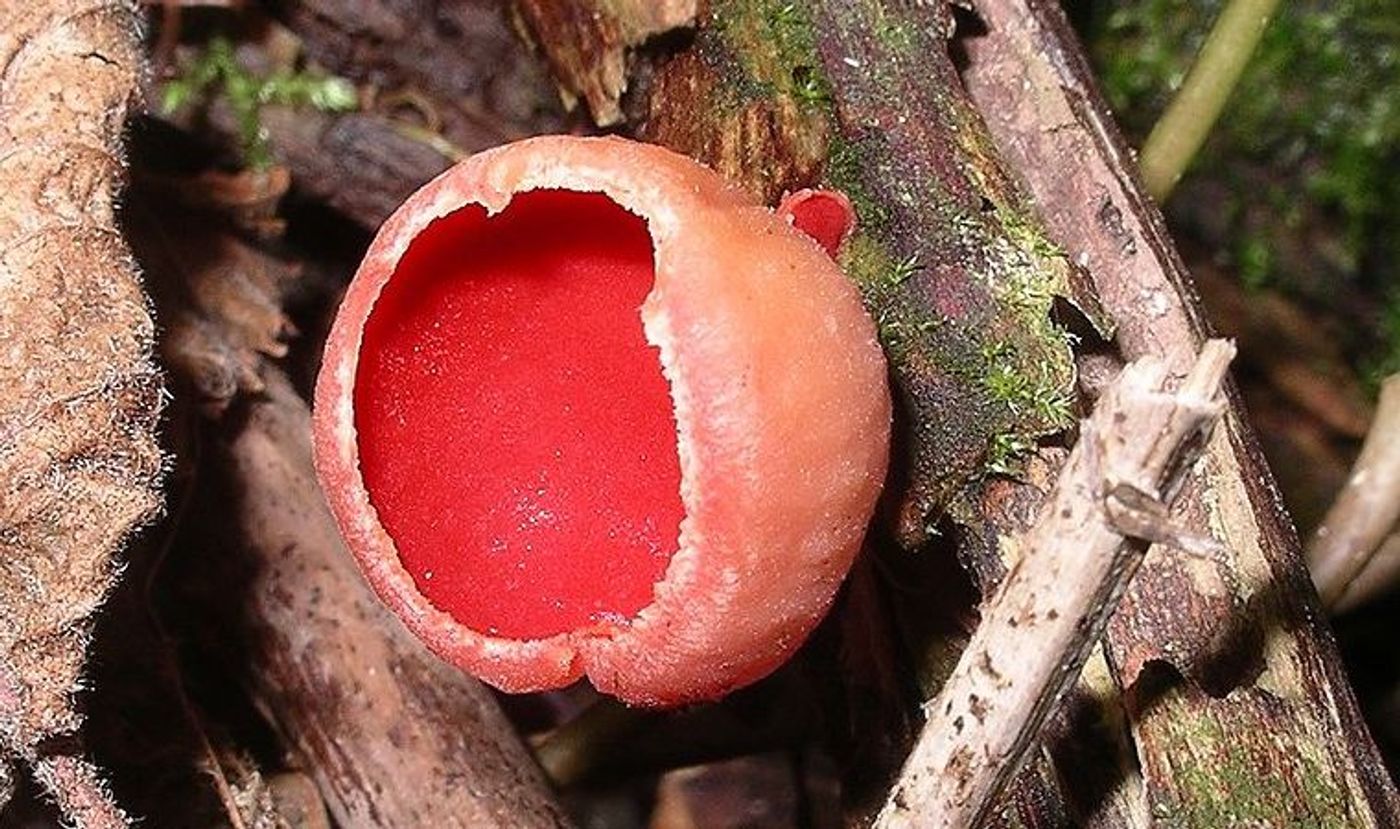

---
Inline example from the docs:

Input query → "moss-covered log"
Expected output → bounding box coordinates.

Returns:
[518,0,1400,826]
[628,0,1096,545]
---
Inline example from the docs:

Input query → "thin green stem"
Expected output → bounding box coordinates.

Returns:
[1139,0,1283,201]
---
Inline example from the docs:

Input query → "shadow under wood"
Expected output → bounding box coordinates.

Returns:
[83,460,276,828]
[1127,569,1297,718]
[1040,656,1141,827]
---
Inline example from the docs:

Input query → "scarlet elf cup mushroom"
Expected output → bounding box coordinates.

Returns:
[313,136,890,706]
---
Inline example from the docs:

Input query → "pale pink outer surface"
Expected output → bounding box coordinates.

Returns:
[313,135,891,706]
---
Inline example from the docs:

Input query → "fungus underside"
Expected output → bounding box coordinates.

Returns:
[354,190,684,641]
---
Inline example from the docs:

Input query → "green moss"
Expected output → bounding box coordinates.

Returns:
[825,134,893,233]
[1152,708,1353,827]
[888,253,924,287]
[1087,0,1400,386]
[986,432,1035,476]
[871,6,917,55]
[162,37,357,169]
[838,147,1076,479]
[996,202,1066,262]
[960,204,1077,451]
[710,0,832,113]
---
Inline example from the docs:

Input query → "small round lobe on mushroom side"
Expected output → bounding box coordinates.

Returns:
[777,189,856,258]
[355,191,683,641]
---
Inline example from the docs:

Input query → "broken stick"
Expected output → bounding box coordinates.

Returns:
[876,339,1235,829]
[1309,373,1400,612]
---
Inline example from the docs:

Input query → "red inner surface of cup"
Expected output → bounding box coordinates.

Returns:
[354,190,684,641]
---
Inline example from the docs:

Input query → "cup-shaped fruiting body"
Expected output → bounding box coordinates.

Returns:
[314,135,890,706]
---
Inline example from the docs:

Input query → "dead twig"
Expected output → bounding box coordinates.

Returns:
[1309,374,1400,612]
[876,340,1235,829]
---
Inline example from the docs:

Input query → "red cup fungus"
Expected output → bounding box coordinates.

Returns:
[313,135,890,706]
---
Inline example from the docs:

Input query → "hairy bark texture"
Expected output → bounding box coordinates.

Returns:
[0,1,162,824]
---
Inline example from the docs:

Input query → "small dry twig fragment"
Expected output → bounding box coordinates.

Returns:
[876,340,1235,829]
[1309,373,1400,612]
[513,0,697,125]
[0,1,163,824]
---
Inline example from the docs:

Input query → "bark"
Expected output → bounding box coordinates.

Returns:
[0,1,163,824]
[209,104,457,231]
[512,0,697,125]
[960,0,1400,822]
[130,167,301,412]
[271,0,564,148]
[212,369,570,829]
[520,0,1400,826]
[879,340,1234,828]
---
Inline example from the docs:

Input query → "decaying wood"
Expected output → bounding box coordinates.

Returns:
[1309,374,1400,612]
[512,0,697,125]
[157,4,568,229]
[213,106,456,229]
[878,341,1234,829]
[266,771,331,829]
[273,0,564,148]
[960,0,1400,821]
[248,2,566,227]
[532,0,1400,824]
[125,158,568,827]
[130,167,301,411]
[649,753,836,829]
[616,0,1099,546]
[214,369,570,828]
[0,1,163,824]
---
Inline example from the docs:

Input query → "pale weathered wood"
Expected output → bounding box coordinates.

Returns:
[1309,374,1400,611]
[878,341,1233,828]
[960,0,1400,821]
